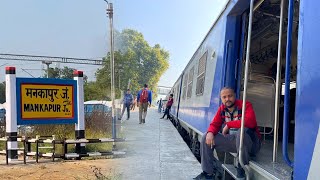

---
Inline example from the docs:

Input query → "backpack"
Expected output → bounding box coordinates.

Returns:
[140,89,149,103]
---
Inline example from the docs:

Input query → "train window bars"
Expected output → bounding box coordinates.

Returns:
[182,73,188,100]
[187,66,194,99]
[196,51,208,96]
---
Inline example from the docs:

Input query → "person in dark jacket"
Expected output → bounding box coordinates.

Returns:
[160,94,173,119]
[119,89,134,120]
[194,87,261,180]
[157,98,163,113]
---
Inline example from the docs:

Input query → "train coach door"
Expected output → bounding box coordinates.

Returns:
[222,11,249,98]
[235,12,248,98]
[222,14,245,92]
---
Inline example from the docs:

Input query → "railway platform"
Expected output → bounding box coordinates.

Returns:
[117,107,201,179]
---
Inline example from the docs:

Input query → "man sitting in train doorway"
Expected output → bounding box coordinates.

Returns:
[194,87,261,180]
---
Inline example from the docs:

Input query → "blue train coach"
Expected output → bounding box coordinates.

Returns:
[168,0,319,179]
[84,100,112,115]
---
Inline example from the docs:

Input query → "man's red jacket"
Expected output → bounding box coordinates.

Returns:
[207,99,261,138]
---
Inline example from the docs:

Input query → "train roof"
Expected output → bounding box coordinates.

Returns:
[84,100,112,107]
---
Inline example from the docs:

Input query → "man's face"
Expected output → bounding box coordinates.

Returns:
[127,90,130,94]
[220,89,235,108]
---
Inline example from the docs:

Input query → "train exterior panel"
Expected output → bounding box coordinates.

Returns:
[175,0,233,134]
[170,75,182,119]
[295,0,320,179]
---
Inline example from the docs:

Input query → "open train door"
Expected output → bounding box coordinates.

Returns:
[235,12,248,98]
[221,2,249,98]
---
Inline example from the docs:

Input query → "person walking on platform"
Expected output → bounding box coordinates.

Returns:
[137,84,152,124]
[194,87,261,180]
[157,98,163,113]
[160,94,173,119]
[119,89,134,120]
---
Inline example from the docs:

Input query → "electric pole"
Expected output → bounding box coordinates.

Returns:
[105,1,116,148]
[42,61,52,78]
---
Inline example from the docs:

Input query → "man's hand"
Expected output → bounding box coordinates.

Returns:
[205,132,215,149]
[137,103,139,107]
[222,125,229,136]
[148,103,151,107]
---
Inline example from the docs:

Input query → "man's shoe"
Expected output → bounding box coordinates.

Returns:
[236,167,245,179]
[160,117,164,119]
[193,172,214,180]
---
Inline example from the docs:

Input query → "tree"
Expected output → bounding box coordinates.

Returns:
[43,66,95,101]
[96,29,169,99]
[59,66,75,80]
[44,67,60,79]
[84,81,106,101]
[43,66,87,81]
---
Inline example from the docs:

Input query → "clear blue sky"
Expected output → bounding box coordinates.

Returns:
[0,0,227,87]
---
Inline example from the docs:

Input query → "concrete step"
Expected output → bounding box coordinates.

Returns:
[38,146,53,149]
[222,164,245,180]
[112,151,126,155]
[41,153,54,157]
[8,148,25,151]
[249,161,282,180]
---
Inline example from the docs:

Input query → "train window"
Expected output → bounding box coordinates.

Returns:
[175,87,177,101]
[187,66,194,98]
[196,51,207,96]
[172,89,175,99]
[182,73,188,100]
[84,105,93,113]
[176,85,180,102]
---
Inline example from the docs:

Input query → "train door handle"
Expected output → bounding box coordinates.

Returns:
[235,58,239,80]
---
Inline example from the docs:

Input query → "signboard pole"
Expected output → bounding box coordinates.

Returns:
[74,71,85,156]
[5,67,18,161]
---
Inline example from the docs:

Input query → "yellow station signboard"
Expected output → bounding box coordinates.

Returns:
[20,84,74,119]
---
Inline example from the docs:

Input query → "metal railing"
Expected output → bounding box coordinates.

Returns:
[273,0,285,163]
[239,0,255,179]
[0,53,103,65]
[282,0,294,168]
